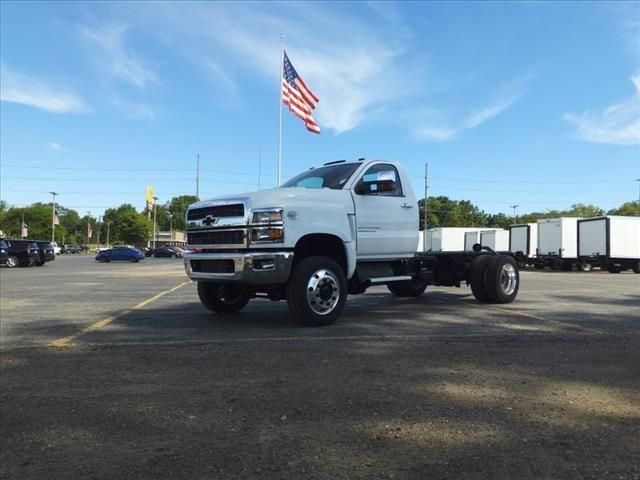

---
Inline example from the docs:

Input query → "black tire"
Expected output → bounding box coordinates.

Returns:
[197,282,251,314]
[99,257,109,263]
[128,256,137,263]
[607,264,622,274]
[534,261,545,270]
[516,260,527,269]
[470,255,492,303]
[286,256,347,327]
[561,262,574,272]
[578,263,592,272]
[5,256,19,268]
[633,262,640,274]
[387,277,428,297]
[35,261,45,267]
[484,256,519,304]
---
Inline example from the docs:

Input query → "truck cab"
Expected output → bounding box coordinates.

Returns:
[184,159,519,326]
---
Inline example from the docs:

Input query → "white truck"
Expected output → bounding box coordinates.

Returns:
[480,229,510,252]
[535,217,585,271]
[509,223,538,268]
[577,216,640,273]
[183,159,520,326]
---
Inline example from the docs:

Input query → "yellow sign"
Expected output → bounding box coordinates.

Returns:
[146,186,154,210]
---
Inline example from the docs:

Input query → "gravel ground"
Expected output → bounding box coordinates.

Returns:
[1,255,639,479]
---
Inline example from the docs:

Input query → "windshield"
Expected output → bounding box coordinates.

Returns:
[280,163,361,190]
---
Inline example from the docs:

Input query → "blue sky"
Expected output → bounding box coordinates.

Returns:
[1,1,639,218]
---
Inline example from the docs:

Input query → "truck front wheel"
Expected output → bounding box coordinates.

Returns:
[286,256,347,327]
[387,277,428,297]
[197,282,251,314]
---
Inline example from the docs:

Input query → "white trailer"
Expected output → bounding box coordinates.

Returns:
[535,217,583,271]
[509,223,538,267]
[480,229,510,252]
[463,228,489,251]
[425,227,477,252]
[578,216,640,273]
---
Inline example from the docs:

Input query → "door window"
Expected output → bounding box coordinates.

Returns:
[355,164,403,196]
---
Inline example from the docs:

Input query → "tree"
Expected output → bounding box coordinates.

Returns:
[103,204,151,246]
[566,203,604,217]
[419,196,485,229]
[165,195,198,231]
[607,201,639,216]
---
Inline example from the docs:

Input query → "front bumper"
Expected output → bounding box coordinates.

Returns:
[184,251,294,285]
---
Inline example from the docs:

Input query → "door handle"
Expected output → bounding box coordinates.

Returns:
[400,203,413,209]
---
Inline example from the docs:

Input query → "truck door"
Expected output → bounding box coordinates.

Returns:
[351,163,418,258]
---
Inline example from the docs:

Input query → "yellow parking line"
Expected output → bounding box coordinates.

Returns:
[49,282,189,348]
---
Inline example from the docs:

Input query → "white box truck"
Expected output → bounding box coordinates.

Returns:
[509,223,538,268]
[535,217,583,271]
[480,229,510,252]
[578,216,640,273]
[425,227,473,252]
[464,228,489,251]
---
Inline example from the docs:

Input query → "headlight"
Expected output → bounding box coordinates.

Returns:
[251,227,284,243]
[252,208,283,225]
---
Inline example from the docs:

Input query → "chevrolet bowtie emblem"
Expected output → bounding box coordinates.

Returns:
[202,215,219,226]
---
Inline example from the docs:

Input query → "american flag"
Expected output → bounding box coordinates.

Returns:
[282,51,320,134]
[21,223,28,238]
[53,208,60,225]
[87,223,93,239]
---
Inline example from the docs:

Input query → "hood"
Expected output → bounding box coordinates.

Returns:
[191,187,355,214]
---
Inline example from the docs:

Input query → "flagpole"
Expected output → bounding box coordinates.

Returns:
[278,34,285,186]
[50,191,58,243]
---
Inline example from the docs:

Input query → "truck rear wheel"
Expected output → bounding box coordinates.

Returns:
[286,256,347,327]
[633,262,640,274]
[485,256,519,303]
[197,282,251,314]
[607,264,622,274]
[387,277,428,297]
[578,263,592,272]
[470,255,492,303]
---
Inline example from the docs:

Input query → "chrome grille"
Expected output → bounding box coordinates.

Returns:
[187,204,244,220]
[187,230,245,245]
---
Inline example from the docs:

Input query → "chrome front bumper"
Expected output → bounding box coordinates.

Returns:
[184,251,294,285]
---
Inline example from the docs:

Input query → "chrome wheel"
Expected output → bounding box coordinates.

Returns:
[306,269,340,315]
[500,263,517,295]
[6,256,18,268]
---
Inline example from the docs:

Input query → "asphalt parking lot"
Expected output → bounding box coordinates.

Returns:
[1,255,639,479]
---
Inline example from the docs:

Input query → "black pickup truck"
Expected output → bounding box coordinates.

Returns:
[34,241,56,266]
[5,240,40,267]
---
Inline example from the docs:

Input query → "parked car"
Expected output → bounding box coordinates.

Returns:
[50,242,61,255]
[61,244,81,254]
[0,238,15,267]
[95,246,144,263]
[6,240,40,267]
[147,246,183,258]
[34,241,56,266]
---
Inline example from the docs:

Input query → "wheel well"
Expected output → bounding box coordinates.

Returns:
[294,234,347,274]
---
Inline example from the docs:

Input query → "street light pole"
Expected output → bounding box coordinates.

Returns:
[152,197,159,248]
[168,213,173,245]
[106,222,110,247]
[86,211,91,247]
[49,191,59,243]
[510,204,519,222]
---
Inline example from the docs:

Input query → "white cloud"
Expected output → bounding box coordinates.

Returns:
[414,126,456,142]
[564,74,640,146]
[110,97,156,121]
[127,2,417,133]
[79,23,157,88]
[464,94,521,129]
[48,142,62,151]
[0,64,89,114]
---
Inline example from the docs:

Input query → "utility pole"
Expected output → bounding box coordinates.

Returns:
[423,162,428,252]
[106,222,111,247]
[196,154,200,201]
[168,213,173,245]
[510,204,519,222]
[21,212,25,238]
[96,216,101,246]
[49,191,58,243]
[152,197,158,248]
